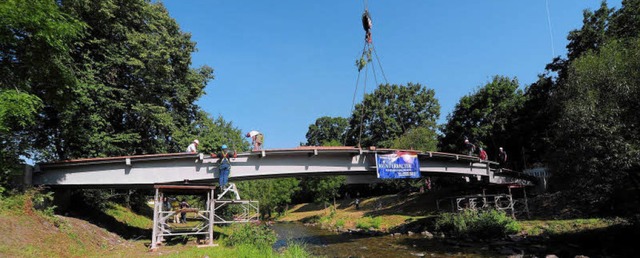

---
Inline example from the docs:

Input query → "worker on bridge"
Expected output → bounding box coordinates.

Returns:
[246,130,264,151]
[211,145,237,188]
[186,139,199,153]
[464,138,476,156]
[479,147,488,161]
[498,147,508,170]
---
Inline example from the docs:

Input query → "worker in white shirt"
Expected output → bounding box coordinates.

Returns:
[186,139,199,153]
[245,131,263,151]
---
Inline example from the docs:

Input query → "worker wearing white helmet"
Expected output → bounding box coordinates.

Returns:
[186,139,199,153]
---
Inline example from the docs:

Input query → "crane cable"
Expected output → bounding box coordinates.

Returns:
[349,4,390,148]
[545,0,555,58]
[345,42,367,147]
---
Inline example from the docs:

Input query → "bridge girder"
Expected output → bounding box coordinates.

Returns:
[32,149,532,188]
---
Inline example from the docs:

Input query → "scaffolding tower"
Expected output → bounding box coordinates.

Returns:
[149,184,259,250]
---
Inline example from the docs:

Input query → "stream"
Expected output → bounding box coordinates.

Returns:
[271,222,507,258]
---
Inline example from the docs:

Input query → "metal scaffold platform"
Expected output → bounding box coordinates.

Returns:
[149,184,259,250]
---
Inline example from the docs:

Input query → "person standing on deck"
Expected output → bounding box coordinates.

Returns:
[464,139,476,156]
[186,139,199,153]
[498,147,508,170]
[211,145,237,188]
[179,199,189,223]
[246,130,264,151]
[479,147,488,161]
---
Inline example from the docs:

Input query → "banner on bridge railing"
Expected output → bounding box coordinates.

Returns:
[376,152,421,179]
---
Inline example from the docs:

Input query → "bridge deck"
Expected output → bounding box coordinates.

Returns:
[32,147,531,188]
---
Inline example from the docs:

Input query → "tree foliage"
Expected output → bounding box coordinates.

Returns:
[305,116,348,146]
[176,111,250,154]
[549,38,640,214]
[27,0,214,160]
[236,178,300,218]
[390,126,437,152]
[346,83,440,148]
[0,0,84,187]
[566,1,614,61]
[301,128,346,206]
[439,76,524,162]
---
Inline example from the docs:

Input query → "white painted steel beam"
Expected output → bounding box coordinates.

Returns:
[32,150,531,187]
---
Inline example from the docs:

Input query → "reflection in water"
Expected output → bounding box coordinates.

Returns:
[271,223,497,258]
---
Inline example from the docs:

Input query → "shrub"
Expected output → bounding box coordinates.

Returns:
[223,223,277,248]
[356,216,382,230]
[370,216,382,229]
[335,219,345,228]
[435,209,521,238]
[318,215,332,227]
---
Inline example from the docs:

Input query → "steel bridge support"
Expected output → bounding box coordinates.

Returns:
[149,184,260,251]
[150,185,217,250]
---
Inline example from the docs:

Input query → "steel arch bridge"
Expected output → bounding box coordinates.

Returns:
[29,146,533,188]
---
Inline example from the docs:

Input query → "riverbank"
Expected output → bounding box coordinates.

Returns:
[279,193,436,232]
[279,192,637,257]
[0,191,312,257]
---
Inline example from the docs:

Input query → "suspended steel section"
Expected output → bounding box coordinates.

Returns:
[31,147,533,188]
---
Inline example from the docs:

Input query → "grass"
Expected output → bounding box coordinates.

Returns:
[279,193,429,231]
[0,191,317,257]
[520,218,623,236]
[0,192,113,257]
[355,216,383,229]
[103,203,153,229]
[162,242,313,258]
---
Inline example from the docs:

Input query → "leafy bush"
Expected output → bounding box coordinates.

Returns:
[370,216,382,229]
[223,223,277,248]
[335,219,345,228]
[356,216,382,229]
[355,219,368,229]
[318,215,332,226]
[435,209,521,238]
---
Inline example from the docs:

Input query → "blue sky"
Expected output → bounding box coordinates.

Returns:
[162,0,621,149]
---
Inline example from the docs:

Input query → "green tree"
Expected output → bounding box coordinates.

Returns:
[346,83,440,148]
[0,0,84,189]
[566,1,614,61]
[300,125,346,208]
[513,75,557,166]
[439,76,524,162]
[609,0,640,39]
[0,90,43,192]
[236,178,300,218]
[299,176,344,209]
[390,126,438,152]
[30,0,213,161]
[549,38,640,215]
[305,116,348,146]
[174,111,250,154]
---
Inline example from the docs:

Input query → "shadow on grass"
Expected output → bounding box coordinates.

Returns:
[394,221,639,257]
[290,203,327,213]
[386,216,436,233]
[539,222,639,257]
[362,192,440,217]
[67,202,151,240]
